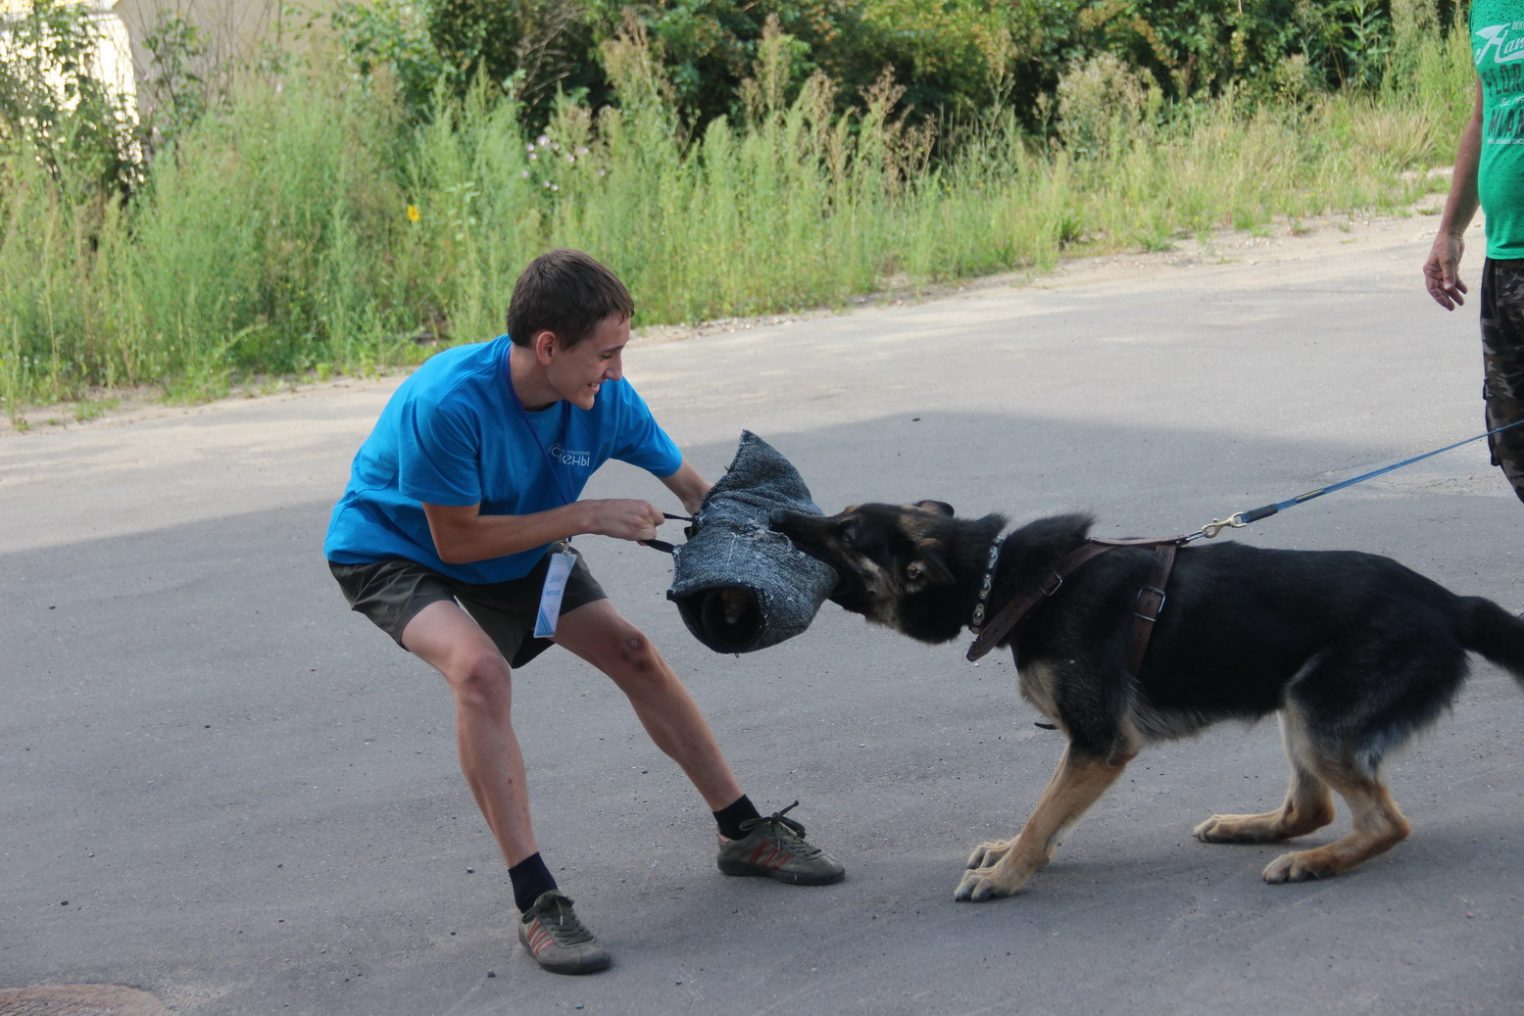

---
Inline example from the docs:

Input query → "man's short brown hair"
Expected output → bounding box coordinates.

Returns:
[506,249,634,349]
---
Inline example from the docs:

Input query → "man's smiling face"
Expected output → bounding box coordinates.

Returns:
[550,313,628,410]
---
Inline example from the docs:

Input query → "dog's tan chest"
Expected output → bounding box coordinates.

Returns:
[1016,660,1063,724]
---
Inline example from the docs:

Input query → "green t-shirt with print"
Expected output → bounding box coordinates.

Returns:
[1473,0,1524,259]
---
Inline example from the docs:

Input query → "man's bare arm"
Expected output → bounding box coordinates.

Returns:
[1425,79,1484,311]
[423,499,664,564]
[660,460,712,517]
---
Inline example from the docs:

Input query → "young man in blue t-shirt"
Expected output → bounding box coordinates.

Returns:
[325,249,842,975]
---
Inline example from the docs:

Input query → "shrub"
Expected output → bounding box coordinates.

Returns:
[1055,51,1158,158]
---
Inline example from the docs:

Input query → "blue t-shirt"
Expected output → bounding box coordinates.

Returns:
[324,334,683,583]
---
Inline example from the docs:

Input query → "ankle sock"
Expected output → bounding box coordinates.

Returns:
[508,852,557,914]
[713,794,761,841]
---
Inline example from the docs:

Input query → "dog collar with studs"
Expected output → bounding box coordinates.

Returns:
[968,535,1002,633]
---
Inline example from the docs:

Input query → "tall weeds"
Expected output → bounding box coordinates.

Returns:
[0,21,1479,418]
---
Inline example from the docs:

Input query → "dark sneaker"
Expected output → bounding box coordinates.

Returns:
[518,890,611,975]
[716,801,844,885]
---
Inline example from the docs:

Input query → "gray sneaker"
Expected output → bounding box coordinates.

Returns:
[716,801,844,885]
[518,890,611,975]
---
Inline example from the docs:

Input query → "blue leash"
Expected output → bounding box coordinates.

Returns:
[1189,418,1524,541]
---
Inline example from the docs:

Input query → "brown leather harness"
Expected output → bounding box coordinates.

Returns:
[966,534,1189,677]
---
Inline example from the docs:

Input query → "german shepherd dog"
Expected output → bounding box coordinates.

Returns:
[770,502,1524,902]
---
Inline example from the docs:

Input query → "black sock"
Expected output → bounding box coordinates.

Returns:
[713,794,761,841]
[508,852,557,914]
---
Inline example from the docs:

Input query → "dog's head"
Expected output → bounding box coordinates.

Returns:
[771,500,981,642]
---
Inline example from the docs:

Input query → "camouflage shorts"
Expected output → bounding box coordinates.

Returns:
[1480,257,1524,504]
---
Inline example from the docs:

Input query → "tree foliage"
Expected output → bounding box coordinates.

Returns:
[0,0,1467,218]
[0,0,138,200]
[327,1,1460,138]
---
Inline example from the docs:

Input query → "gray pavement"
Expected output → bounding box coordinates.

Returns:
[3,216,1522,1015]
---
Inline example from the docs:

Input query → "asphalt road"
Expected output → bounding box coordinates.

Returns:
[3,216,1522,1015]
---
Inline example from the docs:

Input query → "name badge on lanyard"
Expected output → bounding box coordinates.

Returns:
[534,543,578,638]
[505,341,581,639]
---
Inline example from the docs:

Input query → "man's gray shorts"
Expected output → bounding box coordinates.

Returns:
[329,551,606,668]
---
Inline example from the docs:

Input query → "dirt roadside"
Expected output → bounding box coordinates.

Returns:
[0,208,1456,438]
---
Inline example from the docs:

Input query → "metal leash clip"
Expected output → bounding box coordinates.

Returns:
[1199,513,1247,539]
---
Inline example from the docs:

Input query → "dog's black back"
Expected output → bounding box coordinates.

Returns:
[1042,538,1472,758]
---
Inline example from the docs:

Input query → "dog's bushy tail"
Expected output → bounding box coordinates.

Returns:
[1457,596,1524,685]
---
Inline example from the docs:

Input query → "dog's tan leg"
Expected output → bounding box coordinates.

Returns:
[1262,770,1411,884]
[965,754,1068,870]
[1195,712,1336,843]
[955,743,1131,902]
[1194,766,1334,843]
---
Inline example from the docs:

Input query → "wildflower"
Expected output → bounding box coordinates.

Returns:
[537,134,549,147]
[406,204,421,223]
[521,170,530,178]
[529,152,537,161]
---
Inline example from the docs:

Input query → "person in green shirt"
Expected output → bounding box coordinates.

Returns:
[1424,0,1524,502]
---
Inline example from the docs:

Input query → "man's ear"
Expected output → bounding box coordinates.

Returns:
[913,500,955,517]
[905,540,955,591]
[532,329,558,365]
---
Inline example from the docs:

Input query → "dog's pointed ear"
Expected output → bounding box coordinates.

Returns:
[913,500,955,517]
[905,538,956,591]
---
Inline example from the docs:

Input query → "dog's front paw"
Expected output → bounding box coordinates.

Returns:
[965,838,1013,870]
[953,866,1025,903]
[1262,849,1337,884]
[1195,811,1291,843]
[1194,814,1250,843]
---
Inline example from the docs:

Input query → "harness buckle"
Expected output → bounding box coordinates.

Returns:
[1038,571,1064,597]
[1133,584,1167,623]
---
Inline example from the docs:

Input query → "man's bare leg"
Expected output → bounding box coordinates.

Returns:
[553,599,742,810]
[402,600,538,866]
[553,599,845,886]
[402,600,610,973]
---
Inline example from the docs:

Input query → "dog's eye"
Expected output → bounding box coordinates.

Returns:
[838,519,859,546]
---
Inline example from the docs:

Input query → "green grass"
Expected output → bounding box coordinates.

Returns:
[0,28,1477,420]
[72,397,120,422]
